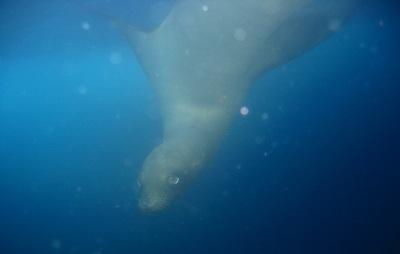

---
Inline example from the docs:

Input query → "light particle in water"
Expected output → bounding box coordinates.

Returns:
[77,85,87,95]
[240,106,249,116]
[81,21,91,30]
[51,239,61,249]
[328,19,341,31]
[109,52,123,65]
[261,112,269,120]
[234,28,247,41]
[255,136,265,144]
[123,158,133,167]
[222,190,230,198]
[202,5,209,12]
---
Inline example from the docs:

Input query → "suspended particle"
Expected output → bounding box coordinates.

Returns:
[81,21,91,30]
[240,106,249,116]
[261,112,269,120]
[109,52,123,64]
[77,85,87,95]
[234,28,247,41]
[51,239,61,249]
[328,19,341,31]
[255,136,265,144]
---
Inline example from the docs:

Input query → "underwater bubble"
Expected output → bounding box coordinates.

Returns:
[77,85,87,95]
[234,28,247,41]
[222,190,230,198]
[123,158,133,167]
[240,106,249,116]
[255,136,265,144]
[271,141,279,148]
[51,239,61,249]
[109,52,123,64]
[328,19,342,31]
[261,112,269,120]
[81,21,91,30]
[168,176,180,185]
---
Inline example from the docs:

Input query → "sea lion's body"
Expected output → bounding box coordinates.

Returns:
[130,0,361,212]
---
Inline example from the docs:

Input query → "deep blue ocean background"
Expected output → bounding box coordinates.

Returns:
[1,1,399,253]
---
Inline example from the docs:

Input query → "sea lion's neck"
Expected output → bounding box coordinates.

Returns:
[160,90,243,164]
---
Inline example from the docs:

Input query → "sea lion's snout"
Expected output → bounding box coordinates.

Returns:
[137,144,186,213]
[138,196,166,212]
[137,141,206,213]
[137,176,180,213]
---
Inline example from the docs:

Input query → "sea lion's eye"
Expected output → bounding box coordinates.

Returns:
[167,175,180,185]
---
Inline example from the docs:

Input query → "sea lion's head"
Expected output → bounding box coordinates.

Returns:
[137,143,201,213]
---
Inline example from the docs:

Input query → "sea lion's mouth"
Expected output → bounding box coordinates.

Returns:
[138,194,168,213]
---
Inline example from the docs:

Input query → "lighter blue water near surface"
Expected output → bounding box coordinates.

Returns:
[0,1,399,254]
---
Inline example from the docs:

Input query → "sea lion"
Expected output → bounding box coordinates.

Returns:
[123,0,361,212]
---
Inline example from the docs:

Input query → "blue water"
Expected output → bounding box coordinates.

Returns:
[1,1,399,253]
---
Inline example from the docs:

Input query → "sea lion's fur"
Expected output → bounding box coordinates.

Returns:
[129,0,361,212]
